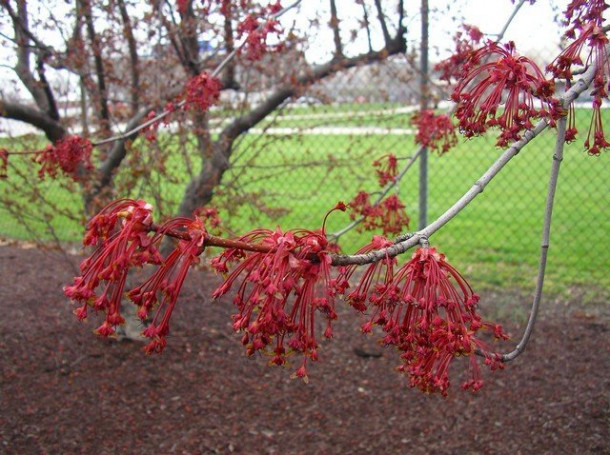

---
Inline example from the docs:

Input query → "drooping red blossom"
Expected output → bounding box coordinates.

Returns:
[211,203,346,381]
[194,206,223,234]
[434,24,485,83]
[183,72,223,112]
[584,97,610,156]
[0,148,7,179]
[64,199,162,337]
[452,41,559,147]
[348,191,378,232]
[411,109,458,154]
[362,247,508,395]
[547,22,610,155]
[373,154,398,186]
[348,192,410,236]
[565,103,578,143]
[128,217,207,354]
[547,22,610,82]
[35,135,93,180]
[236,6,284,61]
[339,235,396,314]
[563,0,608,38]
[378,195,410,236]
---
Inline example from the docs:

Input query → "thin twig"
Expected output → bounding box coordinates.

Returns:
[494,0,527,40]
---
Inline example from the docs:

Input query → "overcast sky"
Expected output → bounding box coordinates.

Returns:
[285,0,570,65]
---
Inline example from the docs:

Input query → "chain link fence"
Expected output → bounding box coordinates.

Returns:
[0,52,608,295]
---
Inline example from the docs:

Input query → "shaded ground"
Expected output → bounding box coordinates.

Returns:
[0,243,608,454]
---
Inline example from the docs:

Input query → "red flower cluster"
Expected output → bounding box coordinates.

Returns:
[348,192,410,236]
[128,217,207,354]
[434,24,484,83]
[141,110,161,142]
[547,1,610,155]
[452,41,558,147]
[236,5,284,61]
[340,235,396,314]
[411,109,458,154]
[372,154,398,186]
[343,246,508,395]
[141,74,221,142]
[65,198,217,352]
[64,199,161,337]
[35,135,93,180]
[0,148,7,179]
[194,206,223,235]
[183,72,223,112]
[562,0,608,38]
[211,203,347,382]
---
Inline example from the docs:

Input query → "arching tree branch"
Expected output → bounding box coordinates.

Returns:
[0,100,66,142]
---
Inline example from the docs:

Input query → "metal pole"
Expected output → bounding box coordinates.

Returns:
[418,0,429,230]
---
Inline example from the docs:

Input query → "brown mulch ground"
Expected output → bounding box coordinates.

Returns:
[0,244,608,455]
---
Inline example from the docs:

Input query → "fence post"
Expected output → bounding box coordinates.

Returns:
[418,0,429,230]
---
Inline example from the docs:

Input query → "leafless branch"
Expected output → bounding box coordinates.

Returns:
[329,0,343,58]
[221,1,238,89]
[9,2,56,116]
[79,0,111,133]
[117,0,141,113]
[373,0,392,48]
[359,1,373,53]
[0,100,66,142]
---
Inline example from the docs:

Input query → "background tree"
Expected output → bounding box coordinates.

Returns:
[0,0,407,227]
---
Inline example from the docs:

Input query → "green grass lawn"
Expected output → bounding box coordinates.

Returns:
[0,107,608,301]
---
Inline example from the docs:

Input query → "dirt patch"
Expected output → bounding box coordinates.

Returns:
[0,245,608,454]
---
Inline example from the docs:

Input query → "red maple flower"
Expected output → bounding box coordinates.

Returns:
[211,203,346,381]
[339,235,396,314]
[64,199,161,337]
[563,0,608,38]
[236,11,283,61]
[36,135,93,180]
[411,110,458,154]
[348,191,379,231]
[452,41,558,147]
[348,192,409,236]
[194,206,223,235]
[434,24,484,83]
[585,97,610,156]
[183,72,223,112]
[372,154,398,187]
[547,22,610,155]
[128,216,207,354]
[378,195,409,236]
[362,247,508,395]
